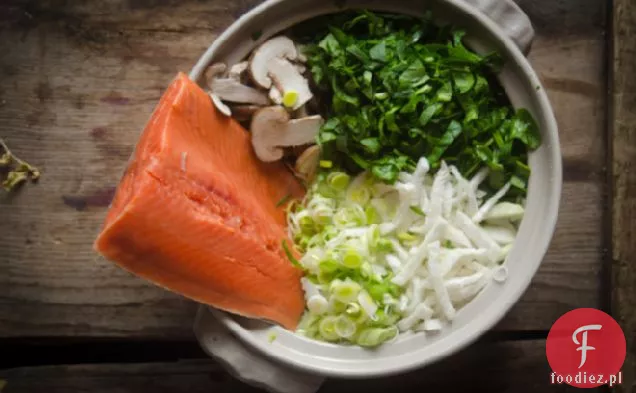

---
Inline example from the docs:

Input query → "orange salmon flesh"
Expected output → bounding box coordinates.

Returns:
[94,72,306,330]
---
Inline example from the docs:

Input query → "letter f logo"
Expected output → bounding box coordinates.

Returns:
[572,324,602,368]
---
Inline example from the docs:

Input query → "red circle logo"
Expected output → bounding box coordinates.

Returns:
[546,308,626,388]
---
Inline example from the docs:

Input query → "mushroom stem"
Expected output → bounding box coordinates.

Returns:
[250,106,323,162]
[210,78,270,105]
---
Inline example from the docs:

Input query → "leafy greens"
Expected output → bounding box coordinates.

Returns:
[296,11,541,194]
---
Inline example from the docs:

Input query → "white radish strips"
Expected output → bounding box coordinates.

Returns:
[453,211,501,263]
[472,182,512,223]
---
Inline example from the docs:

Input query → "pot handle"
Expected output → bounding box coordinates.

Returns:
[460,0,535,54]
[194,307,325,393]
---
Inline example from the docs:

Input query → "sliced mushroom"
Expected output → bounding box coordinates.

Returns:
[204,63,227,88]
[295,43,308,63]
[269,86,283,104]
[248,36,298,89]
[210,78,270,105]
[251,106,323,162]
[295,145,321,182]
[295,63,307,74]
[230,104,261,122]
[229,61,249,82]
[268,57,312,110]
[210,93,232,117]
[294,105,309,118]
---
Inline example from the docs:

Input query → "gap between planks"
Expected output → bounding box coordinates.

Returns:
[610,0,636,392]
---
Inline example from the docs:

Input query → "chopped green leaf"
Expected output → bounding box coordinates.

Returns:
[419,103,442,126]
[436,81,453,102]
[369,41,387,62]
[453,71,475,94]
[298,10,541,189]
[428,120,463,164]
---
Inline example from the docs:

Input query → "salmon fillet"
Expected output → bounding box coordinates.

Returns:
[95,72,306,330]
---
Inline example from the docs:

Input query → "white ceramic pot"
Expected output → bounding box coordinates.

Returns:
[191,0,562,379]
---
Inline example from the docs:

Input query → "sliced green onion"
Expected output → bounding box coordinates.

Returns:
[329,298,347,313]
[409,205,426,216]
[299,216,315,233]
[276,194,291,207]
[313,207,333,226]
[373,309,401,327]
[330,279,361,303]
[356,327,398,347]
[297,313,321,337]
[360,261,373,278]
[342,249,363,269]
[318,316,340,341]
[317,269,335,284]
[397,231,418,242]
[328,172,350,190]
[282,89,298,108]
[345,302,368,323]
[357,289,378,319]
[334,207,366,227]
[281,240,302,269]
[319,160,333,168]
[319,258,340,273]
[307,295,329,315]
[345,302,361,317]
[334,315,357,338]
[365,205,379,224]
[348,187,371,205]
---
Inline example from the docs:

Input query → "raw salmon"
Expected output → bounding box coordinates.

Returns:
[95,72,306,330]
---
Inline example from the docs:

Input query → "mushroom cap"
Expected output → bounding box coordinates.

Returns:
[204,63,227,88]
[268,57,313,110]
[228,61,249,82]
[250,106,323,162]
[209,93,232,117]
[295,145,321,182]
[248,36,298,89]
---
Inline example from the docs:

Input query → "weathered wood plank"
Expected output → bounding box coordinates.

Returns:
[0,0,608,337]
[611,0,636,392]
[0,340,595,392]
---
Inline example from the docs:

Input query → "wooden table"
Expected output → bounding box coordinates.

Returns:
[1,0,634,391]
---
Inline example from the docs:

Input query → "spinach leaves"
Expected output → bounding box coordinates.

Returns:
[299,11,540,194]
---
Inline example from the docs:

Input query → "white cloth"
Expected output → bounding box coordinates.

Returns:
[194,306,325,393]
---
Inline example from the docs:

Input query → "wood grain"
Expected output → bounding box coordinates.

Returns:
[0,0,608,337]
[0,340,598,392]
[611,0,636,391]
